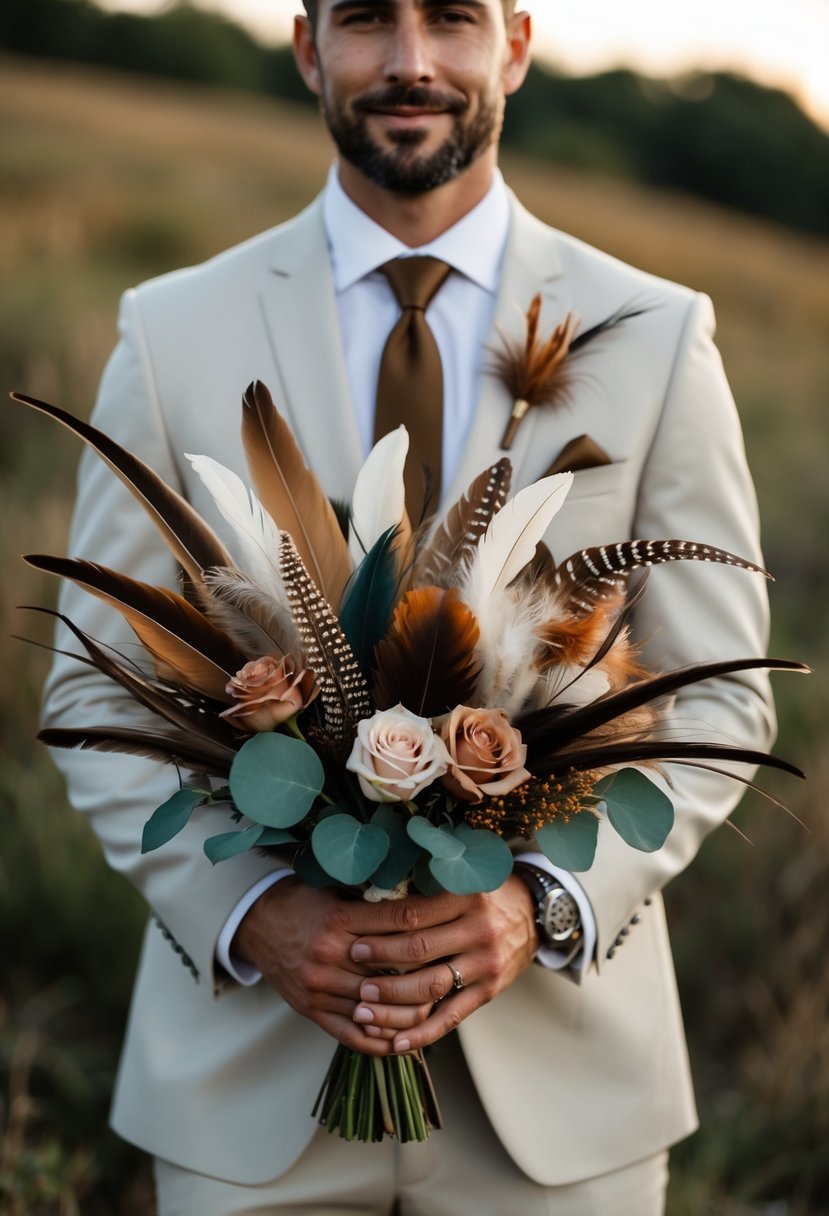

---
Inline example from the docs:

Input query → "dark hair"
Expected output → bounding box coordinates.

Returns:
[301,1,517,28]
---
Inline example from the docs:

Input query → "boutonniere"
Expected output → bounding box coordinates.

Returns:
[491,294,646,450]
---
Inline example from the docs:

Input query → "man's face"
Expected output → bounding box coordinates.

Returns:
[296,1,529,194]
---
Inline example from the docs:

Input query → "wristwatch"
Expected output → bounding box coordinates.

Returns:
[513,862,582,949]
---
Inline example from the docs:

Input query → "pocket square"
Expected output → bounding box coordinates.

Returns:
[542,434,613,477]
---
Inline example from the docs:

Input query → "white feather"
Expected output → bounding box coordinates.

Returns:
[459,474,573,715]
[465,472,573,600]
[348,426,409,565]
[185,454,285,603]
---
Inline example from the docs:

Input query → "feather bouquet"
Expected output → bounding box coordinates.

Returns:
[13,383,805,1145]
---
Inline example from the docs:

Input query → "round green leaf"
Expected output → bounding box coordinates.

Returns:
[312,815,390,885]
[536,811,599,872]
[407,817,463,860]
[294,844,337,888]
[257,827,298,847]
[203,823,264,864]
[428,825,513,894]
[595,769,674,852]
[141,787,205,853]
[369,806,422,888]
[229,733,324,828]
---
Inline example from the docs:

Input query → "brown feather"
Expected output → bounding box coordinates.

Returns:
[411,459,512,589]
[373,587,480,717]
[490,299,580,408]
[26,555,244,701]
[279,535,371,742]
[553,538,770,618]
[241,382,353,610]
[38,726,235,777]
[11,392,232,583]
[199,567,299,658]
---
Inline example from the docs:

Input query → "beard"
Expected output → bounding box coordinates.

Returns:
[320,83,502,193]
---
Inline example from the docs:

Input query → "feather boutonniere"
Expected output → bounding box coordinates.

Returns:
[491,293,647,449]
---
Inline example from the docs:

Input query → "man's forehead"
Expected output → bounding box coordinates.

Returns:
[322,0,494,14]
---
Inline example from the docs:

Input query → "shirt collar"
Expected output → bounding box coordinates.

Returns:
[323,163,510,295]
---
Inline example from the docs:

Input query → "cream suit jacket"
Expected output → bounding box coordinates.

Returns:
[43,191,775,1187]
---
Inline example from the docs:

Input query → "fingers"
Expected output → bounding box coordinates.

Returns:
[358,963,457,1008]
[391,989,481,1054]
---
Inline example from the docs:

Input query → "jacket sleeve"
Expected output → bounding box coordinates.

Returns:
[41,290,285,996]
[574,292,776,972]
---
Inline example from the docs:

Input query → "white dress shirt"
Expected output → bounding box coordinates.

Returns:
[217,165,596,982]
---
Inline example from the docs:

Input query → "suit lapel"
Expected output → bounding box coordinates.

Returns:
[444,194,569,505]
[257,197,364,501]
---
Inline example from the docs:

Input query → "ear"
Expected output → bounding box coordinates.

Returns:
[502,11,532,98]
[292,15,322,96]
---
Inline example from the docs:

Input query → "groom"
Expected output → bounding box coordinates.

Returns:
[44,1,774,1212]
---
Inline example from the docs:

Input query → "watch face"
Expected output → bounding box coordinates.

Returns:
[544,890,580,942]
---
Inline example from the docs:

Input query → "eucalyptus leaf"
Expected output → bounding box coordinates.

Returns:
[203,823,264,864]
[369,806,422,888]
[595,769,674,852]
[428,824,513,894]
[312,815,390,884]
[141,787,205,853]
[229,733,324,828]
[256,827,298,847]
[406,817,462,860]
[536,811,599,872]
[294,845,337,888]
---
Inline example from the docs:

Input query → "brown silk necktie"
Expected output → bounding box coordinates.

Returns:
[374,256,452,520]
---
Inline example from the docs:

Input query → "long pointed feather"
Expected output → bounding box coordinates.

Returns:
[26,606,238,747]
[553,538,770,617]
[349,426,410,564]
[38,726,235,777]
[199,568,298,657]
[464,472,574,601]
[242,381,352,609]
[185,454,288,609]
[26,554,243,701]
[280,535,371,742]
[11,391,231,581]
[519,657,810,754]
[339,526,401,681]
[413,459,512,589]
[526,738,805,781]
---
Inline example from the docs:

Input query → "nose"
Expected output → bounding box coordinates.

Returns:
[384,14,434,84]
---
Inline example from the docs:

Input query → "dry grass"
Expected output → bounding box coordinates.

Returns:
[1,55,827,1214]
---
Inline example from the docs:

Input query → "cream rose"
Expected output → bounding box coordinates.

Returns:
[440,706,530,802]
[346,705,450,803]
[219,655,316,732]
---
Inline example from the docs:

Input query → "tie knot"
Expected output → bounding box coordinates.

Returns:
[379,256,452,312]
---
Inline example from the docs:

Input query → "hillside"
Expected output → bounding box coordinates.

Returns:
[1,58,827,1214]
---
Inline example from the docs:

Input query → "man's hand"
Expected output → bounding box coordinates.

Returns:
[348,875,538,1053]
[232,877,435,1054]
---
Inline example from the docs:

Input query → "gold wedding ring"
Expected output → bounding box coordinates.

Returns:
[446,962,464,993]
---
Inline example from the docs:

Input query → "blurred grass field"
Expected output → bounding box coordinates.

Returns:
[1,55,827,1215]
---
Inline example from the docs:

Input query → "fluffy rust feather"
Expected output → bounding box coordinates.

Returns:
[12,392,232,583]
[26,554,244,701]
[242,382,353,610]
[373,587,480,717]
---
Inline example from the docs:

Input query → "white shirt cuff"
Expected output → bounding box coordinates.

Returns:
[216,869,294,986]
[514,851,597,973]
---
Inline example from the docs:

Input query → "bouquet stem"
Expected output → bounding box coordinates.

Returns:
[313,1044,442,1142]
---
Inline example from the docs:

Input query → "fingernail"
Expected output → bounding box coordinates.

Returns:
[395,1038,410,1053]
[354,1005,374,1023]
[361,983,380,1002]
[363,1025,382,1037]
[351,943,372,961]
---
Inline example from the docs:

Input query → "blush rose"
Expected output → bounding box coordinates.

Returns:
[440,706,530,802]
[346,704,451,803]
[219,655,316,732]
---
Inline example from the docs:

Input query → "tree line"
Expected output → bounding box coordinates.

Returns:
[3,0,828,237]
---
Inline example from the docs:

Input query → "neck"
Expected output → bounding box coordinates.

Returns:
[336,152,497,247]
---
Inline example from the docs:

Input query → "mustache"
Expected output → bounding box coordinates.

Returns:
[352,85,466,116]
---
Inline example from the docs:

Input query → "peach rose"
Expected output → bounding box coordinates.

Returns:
[219,655,316,732]
[346,705,450,803]
[440,706,530,802]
